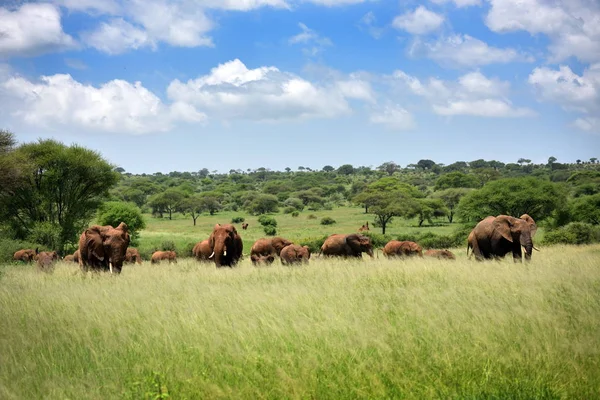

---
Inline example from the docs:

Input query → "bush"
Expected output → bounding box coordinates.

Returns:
[231,216,245,223]
[96,201,146,245]
[0,238,42,263]
[160,241,176,251]
[307,202,323,211]
[27,222,61,251]
[263,225,277,236]
[298,235,329,254]
[184,242,196,257]
[361,232,392,249]
[307,214,317,220]
[283,206,296,214]
[283,197,304,211]
[543,222,600,245]
[320,217,336,225]
[323,202,334,211]
[291,211,300,217]
[257,215,277,227]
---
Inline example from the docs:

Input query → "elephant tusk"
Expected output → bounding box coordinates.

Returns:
[109,263,113,274]
[533,246,540,252]
[223,250,227,256]
[209,251,215,259]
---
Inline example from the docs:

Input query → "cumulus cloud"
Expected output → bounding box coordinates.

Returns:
[370,105,415,130]
[409,34,531,67]
[0,3,77,58]
[81,19,153,55]
[289,23,332,56]
[529,64,600,132]
[486,0,600,63]
[393,6,444,35]
[358,11,384,39]
[167,59,371,122]
[1,72,204,134]
[429,0,481,7]
[393,70,534,117]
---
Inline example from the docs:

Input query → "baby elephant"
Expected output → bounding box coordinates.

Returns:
[250,254,275,266]
[151,251,177,264]
[280,244,311,265]
[242,223,249,230]
[37,251,59,271]
[424,249,456,260]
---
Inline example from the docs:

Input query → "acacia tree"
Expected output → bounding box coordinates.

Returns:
[431,188,473,223]
[180,195,205,225]
[370,191,419,234]
[148,189,186,219]
[0,139,118,252]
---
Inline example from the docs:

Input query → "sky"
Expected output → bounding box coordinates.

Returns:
[0,0,599,174]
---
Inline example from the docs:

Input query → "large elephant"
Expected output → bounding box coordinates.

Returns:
[467,214,537,261]
[151,251,177,264]
[73,249,80,263]
[208,224,243,267]
[280,244,311,265]
[36,251,59,271]
[320,234,374,258]
[125,248,142,264]
[250,254,275,265]
[383,240,423,257]
[250,237,293,263]
[13,248,37,262]
[192,240,212,262]
[424,249,456,260]
[78,222,130,273]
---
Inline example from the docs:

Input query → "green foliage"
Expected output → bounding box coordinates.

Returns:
[291,211,300,217]
[361,232,392,248]
[246,194,279,215]
[434,172,480,190]
[160,241,176,251]
[27,222,61,251]
[570,194,600,225]
[96,201,146,244]
[231,216,245,223]
[542,223,600,245]
[283,206,296,214]
[307,214,317,220]
[148,189,186,220]
[0,238,42,263]
[336,164,355,175]
[283,197,305,211]
[124,371,170,400]
[457,177,567,222]
[298,235,329,253]
[0,139,118,253]
[431,188,473,223]
[257,215,277,227]
[320,217,336,225]
[263,225,277,236]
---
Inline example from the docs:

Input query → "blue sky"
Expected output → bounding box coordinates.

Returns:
[0,0,598,173]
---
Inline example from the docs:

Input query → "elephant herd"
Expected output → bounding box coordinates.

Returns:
[12,213,538,274]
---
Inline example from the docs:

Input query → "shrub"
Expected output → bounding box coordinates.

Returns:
[283,197,304,211]
[543,222,600,245]
[184,242,196,257]
[96,201,146,245]
[291,211,300,217]
[283,206,296,214]
[0,238,42,263]
[361,232,392,249]
[298,235,329,254]
[257,215,277,227]
[322,202,334,211]
[27,222,61,251]
[161,241,176,251]
[307,214,317,220]
[231,216,245,223]
[320,217,336,225]
[307,202,323,211]
[263,225,277,236]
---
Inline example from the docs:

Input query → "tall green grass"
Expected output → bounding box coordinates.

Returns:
[1,245,598,399]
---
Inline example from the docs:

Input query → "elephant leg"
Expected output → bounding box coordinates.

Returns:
[512,244,522,263]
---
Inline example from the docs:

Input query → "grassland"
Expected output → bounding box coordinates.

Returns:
[1,244,599,399]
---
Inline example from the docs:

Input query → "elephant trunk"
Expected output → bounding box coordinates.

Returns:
[212,241,226,267]
[366,247,374,258]
[522,233,533,261]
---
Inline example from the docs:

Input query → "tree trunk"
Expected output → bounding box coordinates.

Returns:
[193,216,197,226]
[169,209,172,220]
[364,205,368,213]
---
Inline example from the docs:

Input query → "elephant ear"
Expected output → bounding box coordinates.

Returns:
[85,227,106,261]
[520,214,537,238]
[493,215,516,243]
[116,222,129,232]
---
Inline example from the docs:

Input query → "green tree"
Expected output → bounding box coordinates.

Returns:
[405,198,448,227]
[322,165,335,172]
[570,194,600,225]
[246,194,279,215]
[370,191,419,234]
[0,139,118,252]
[180,195,211,225]
[0,130,21,198]
[377,161,400,176]
[431,188,473,223]
[417,159,436,170]
[457,177,567,222]
[434,172,480,191]
[148,189,185,220]
[96,201,146,244]
[121,187,146,208]
[337,164,355,175]
[198,193,222,215]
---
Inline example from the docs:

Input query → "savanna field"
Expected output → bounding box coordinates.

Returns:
[1,209,599,399]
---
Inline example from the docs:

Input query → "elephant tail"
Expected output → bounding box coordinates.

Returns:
[466,242,471,257]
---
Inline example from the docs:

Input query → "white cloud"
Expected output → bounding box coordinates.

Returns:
[429,0,481,7]
[409,34,530,67]
[0,3,77,58]
[82,19,153,55]
[1,73,204,134]
[52,0,122,14]
[392,6,444,35]
[336,78,376,103]
[528,64,600,132]
[167,59,371,122]
[370,105,415,130]
[358,11,384,39]
[486,0,600,63]
[393,70,534,118]
[303,0,371,5]
[289,23,332,56]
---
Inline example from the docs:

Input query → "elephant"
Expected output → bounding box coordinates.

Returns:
[208,224,243,267]
[250,254,275,265]
[383,241,423,257]
[467,214,537,262]
[125,248,142,264]
[192,240,212,262]
[250,237,293,264]
[320,234,374,258]
[280,244,311,265]
[63,254,75,262]
[72,249,80,263]
[13,248,37,262]
[358,222,369,232]
[424,249,456,260]
[78,222,130,274]
[242,223,249,230]
[36,251,59,271]
[151,251,177,264]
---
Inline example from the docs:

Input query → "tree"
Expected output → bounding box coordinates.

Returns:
[377,161,400,176]
[198,193,222,215]
[180,195,205,225]
[570,194,600,225]
[148,189,185,220]
[369,191,419,234]
[246,194,279,215]
[547,156,557,167]
[432,188,473,223]
[96,201,146,244]
[457,177,567,222]
[0,130,21,198]
[417,159,436,170]
[517,158,531,165]
[406,199,448,227]
[591,157,598,164]
[337,164,355,175]
[322,165,335,172]
[0,139,118,252]
[120,187,146,208]
[353,177,422,213]
[434,172,480,191]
